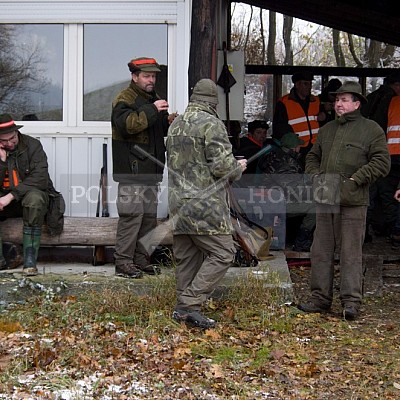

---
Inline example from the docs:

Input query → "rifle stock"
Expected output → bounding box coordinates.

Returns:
[101,143,110,218]
[92,143,109,266]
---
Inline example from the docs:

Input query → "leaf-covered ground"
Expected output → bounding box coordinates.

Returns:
[0,264,399,400]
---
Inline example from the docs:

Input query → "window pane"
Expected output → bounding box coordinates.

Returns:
[0,24,63,121]
[83,24,168,121]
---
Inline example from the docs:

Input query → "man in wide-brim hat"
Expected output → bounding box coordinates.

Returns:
[0,113,52,275]
[298,81,390,321]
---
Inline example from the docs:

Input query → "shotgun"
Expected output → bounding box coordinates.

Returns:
[92,143,109,266]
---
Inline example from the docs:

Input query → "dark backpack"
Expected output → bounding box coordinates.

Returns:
[46,187,65,236]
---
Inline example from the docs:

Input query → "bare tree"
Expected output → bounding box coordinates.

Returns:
[347,34,363,67]
[259,8,266,63]
[283,15,293,65]
[332,29,346,66]
[244,6,254,63]
[267,11,276,65]
[0,25,49,116]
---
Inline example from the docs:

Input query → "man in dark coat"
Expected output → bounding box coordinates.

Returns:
[0,114,53,275]
[298,82,390,320]
[111,57,177,278]
[235,120,269,175]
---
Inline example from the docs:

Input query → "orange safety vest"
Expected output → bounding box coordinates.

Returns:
[387,96,400,156]
[281,94,320,146]
[2,168,19,190]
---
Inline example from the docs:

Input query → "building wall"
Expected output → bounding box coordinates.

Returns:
[0,0,191,217]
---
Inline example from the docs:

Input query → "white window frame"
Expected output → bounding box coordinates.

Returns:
[0,0,190,136]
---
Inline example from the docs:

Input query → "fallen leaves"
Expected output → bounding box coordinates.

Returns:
[0,269,399,399]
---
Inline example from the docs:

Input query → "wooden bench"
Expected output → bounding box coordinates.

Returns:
[1,217,173,246]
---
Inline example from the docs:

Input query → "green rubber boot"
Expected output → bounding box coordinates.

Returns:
[0,237,6,270]
[23,226,42,276]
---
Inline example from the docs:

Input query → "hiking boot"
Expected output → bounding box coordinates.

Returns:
[172,309,216,329]
[138,264,161,275]
[115,263,143,279]
[297,300,330,314]
[22,266,38,276]
[343,305,358,321]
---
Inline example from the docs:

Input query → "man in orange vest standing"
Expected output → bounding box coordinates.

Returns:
[361,72,400,242]
[383,95,400,248]
[272,71,321,168]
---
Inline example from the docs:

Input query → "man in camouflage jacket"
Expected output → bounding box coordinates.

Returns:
[166,79,247,329]
[111,57,176,278]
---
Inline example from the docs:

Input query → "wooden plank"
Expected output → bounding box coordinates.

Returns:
[0,217,173,246]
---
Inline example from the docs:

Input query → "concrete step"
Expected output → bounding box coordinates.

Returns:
[0,250,293,306]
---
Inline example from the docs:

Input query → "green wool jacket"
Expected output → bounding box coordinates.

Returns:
[0,133,50,201]
[111,81,170,184]
[305,109,390,206]
[166,101,242,235]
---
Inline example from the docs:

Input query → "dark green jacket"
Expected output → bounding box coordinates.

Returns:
[166,101,242,235]
[306,110,390,206]
[111,81,169,183]
[0,133,50,201]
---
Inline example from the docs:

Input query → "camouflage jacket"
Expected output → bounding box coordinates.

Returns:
[111,81,170,183]
[166,101,242,235]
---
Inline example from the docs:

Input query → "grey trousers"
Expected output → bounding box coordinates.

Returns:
[173,234,236,311]
[114,183,158,267]
[310,204,367,308]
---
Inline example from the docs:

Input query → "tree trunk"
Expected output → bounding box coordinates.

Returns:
[188,0,217,96]
[333,29,345,66]
[267,11,276,65]
[283,15,293,65]
[259,8,265,63]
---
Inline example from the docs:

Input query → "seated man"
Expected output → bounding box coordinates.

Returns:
[0,114,55,275]
[235,120,269,175]
[256,132,316,251]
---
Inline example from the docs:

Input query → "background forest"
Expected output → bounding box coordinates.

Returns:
[231,2,400,123]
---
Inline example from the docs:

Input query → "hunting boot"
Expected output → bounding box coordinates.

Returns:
[0,237,6,270]
[23,226,41,276]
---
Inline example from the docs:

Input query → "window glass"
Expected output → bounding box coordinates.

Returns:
[0,24,63,121]
[83,24,168,121]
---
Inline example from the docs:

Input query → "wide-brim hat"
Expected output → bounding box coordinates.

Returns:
[0,114,23,135]
[128,57,161,73]
[330,81,367,104]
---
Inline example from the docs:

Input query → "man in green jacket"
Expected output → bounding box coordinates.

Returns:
[111,57,177,278]
[298,81,390,320]
[167,79,247,329]
[0,114,52,275]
